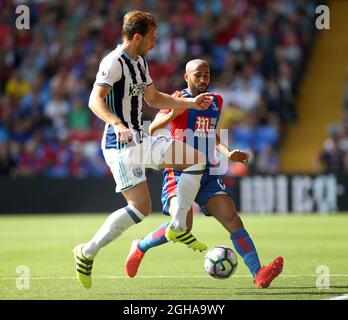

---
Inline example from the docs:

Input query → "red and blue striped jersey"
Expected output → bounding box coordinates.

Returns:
[161,88,223,166]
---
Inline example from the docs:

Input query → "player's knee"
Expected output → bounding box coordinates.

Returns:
[127,199,151,217]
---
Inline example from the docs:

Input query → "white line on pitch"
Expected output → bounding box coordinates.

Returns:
[1,274,348,280]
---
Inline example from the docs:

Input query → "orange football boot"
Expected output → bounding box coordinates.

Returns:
[125,239,145,278]
[254,256,284,288]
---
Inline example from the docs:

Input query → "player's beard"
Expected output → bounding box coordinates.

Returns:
[195,84,209,95]
[136,41,147,56]
[187,79,209,96]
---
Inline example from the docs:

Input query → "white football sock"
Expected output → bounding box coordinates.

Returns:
[82,204,145,258]
[170,163,205,231]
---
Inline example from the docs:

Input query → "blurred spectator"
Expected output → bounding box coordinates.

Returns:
[281,29,302,70]
[83,142,109,177]
[20,74,48,117]
[318,65,348,174]
[16,139,45,177]
[44,138,72,178]
[263,76,284,120]
[0,142,17,177]
[230,112,279,156]
[69,142,90,178]
[230,76,261,113]
[5,71,31,100]
[338,122,348,152]
[255,146,281,174]
[318,129,348,174]
[343,68,348,109]
[230,113,259,151]
[157,30,187,63]
[43,89,70,141]
[68,97,90,141]
[0,123,9,143]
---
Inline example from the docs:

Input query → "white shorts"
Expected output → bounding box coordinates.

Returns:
[102,135,173,193]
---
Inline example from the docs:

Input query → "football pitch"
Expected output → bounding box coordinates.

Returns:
[0,213,347,300]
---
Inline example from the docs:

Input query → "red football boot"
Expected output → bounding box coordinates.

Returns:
[254,256,284,288]
[125,239,145,278]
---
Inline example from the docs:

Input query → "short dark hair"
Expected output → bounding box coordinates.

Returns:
[122,10,157,39]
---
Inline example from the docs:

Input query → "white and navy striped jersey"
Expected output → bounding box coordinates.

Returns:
[94,44,153,149]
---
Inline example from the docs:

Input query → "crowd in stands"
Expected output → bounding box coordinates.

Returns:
[318,68,348,174]
[0,0,319,178]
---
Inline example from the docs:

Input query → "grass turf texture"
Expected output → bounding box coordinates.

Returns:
[0,213,347,300]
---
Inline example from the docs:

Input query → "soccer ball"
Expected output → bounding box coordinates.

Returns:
[204,246,238,279]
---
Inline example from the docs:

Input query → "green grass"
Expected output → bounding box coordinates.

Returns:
[0,213,347,300]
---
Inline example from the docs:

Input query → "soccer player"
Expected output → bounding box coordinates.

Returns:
[73,11,214,289]
[125,59,284,288]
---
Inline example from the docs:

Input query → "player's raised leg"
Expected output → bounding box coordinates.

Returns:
[74,181,150,288]
[160,140,207,250]
[205,194,283,288]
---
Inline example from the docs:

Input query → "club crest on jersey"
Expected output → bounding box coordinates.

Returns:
[129,83,147,96]
[132,167,143,178]
[194,116,216,137]
[211,101,219,111]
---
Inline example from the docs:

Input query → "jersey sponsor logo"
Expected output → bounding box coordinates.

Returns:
[194,116,217,137]
[129,83,147,96]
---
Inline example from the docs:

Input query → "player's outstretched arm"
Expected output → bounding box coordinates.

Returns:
[145,84,212,111]
[149,91,187,135]
[215,130,249,166]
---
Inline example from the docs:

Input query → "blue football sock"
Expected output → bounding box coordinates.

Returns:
[230,228,261,277]
[138,222,170,252]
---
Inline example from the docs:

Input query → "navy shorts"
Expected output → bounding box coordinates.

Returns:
[161,168,230,216]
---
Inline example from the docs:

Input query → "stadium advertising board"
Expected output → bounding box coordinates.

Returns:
[226,174,345,214]
[0,174,346,213]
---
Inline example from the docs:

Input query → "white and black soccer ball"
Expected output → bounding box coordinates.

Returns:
[204,246,238,279]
